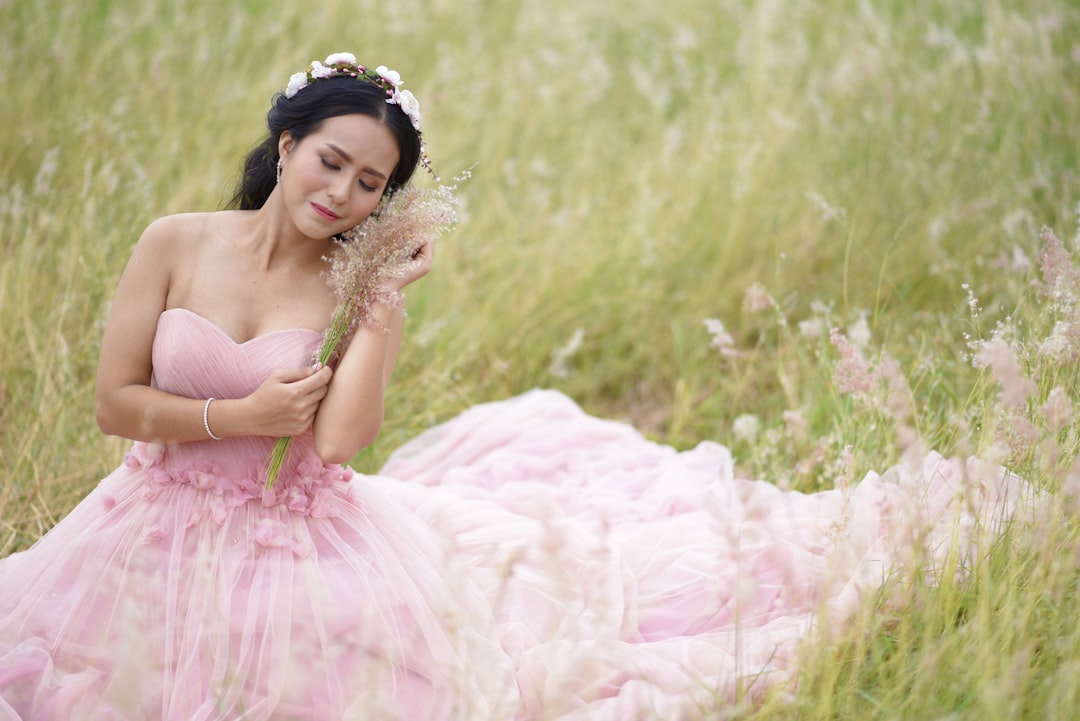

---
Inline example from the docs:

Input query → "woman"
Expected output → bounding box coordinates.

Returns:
[0,54,1030,721]
[0,55,515,721]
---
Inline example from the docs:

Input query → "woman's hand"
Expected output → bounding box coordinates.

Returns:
[385,240,433,293]
[237,365,334,437]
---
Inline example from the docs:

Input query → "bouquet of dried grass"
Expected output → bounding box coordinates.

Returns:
[265,183,460,488]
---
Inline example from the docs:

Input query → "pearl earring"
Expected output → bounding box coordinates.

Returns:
[276,158,283,184]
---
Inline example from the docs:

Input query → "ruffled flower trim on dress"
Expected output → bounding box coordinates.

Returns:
[123,440,359,523]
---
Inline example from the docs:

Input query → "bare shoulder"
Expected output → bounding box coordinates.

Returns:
[135,211,240,257]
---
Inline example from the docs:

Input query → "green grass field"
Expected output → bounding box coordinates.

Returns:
[2,0,1079,717]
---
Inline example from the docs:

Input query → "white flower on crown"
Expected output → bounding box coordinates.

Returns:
[324,52,357,66]
[394,89,421,130]
[279,56,435,176]
[375,65,403,87]
[285,72,308,98]
[310,60,334,79]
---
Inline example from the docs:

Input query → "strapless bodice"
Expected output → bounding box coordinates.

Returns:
[126,308,353,516]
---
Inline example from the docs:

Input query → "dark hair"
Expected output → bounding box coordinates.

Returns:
[227,76,421,210]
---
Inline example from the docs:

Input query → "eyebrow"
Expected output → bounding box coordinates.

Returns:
[327,143,388,180]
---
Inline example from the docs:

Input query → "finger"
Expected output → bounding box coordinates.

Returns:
[414,240,433,261]
[296,366,333,391]
[272,367,316,383]
[305,383,331,403]
[297,407,317,427]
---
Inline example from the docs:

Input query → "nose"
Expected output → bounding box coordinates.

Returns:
[327,176,351,205]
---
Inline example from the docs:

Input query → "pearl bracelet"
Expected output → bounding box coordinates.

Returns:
[203,397,223,441]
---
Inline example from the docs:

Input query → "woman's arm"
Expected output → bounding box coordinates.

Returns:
[310,303,397,462]
[94,215,333,443]
[310,241,430,463]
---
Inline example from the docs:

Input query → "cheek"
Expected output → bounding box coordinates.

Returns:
[353,194,382,220]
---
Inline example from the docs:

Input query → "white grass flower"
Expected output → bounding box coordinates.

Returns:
[927,216,948,244]
[830,327,877,395]
[799,300,833,338]
[548,328,585,379]
[1074,200,1080,249]
[628,58,670,111]
[412,318,447,349]
[1030,226,1080,363]
[806,191,847,224]
[924,22,959,49]
[1038,321,1075,362]
[1036,226,1075,298]
[703,318,734,350]
[732,414,761,443]
[993,246,1032,273]
[742,283,771,313]
[1041,387,1073,433]
[835,445,855,490]
[973,339,1035,408]
[33,147,59,197]
[798,318,825,338]
[962,283,981,319]
[672,24,698,51]
[1002,208,1034,240]
[847,311,871,350]
[782,409,808,440]
[877,354,912,422]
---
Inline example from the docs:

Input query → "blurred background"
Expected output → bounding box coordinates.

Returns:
[3,0,1077,527]
[2,1,1080,713]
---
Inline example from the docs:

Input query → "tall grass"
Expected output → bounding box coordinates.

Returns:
[2,0,1079,717]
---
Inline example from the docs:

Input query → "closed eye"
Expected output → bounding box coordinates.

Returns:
[322,156,378,192]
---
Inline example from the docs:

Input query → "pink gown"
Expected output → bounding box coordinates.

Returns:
[0,308,1031,720]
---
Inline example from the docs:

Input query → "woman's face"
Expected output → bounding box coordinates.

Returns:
[277,113,400,240]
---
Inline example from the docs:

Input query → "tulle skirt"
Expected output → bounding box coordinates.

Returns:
[0,441,517,720]
[0,390,1034,720]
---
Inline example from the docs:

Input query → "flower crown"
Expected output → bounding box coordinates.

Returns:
[284,53,435,178]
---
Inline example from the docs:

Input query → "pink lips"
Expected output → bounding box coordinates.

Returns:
[311,202,341,221]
